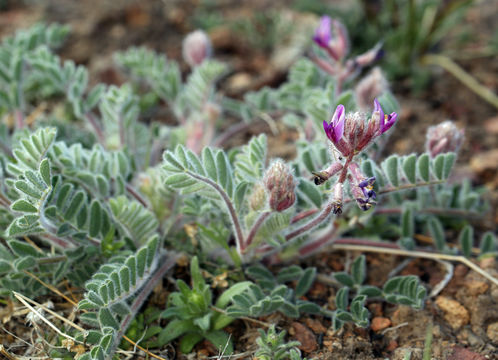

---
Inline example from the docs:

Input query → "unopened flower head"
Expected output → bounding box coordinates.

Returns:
[263,160,296,212]
[182,30,212,67]
[425,120,464,157]
[313,16,332,49]
[355,67,389,110]
[353,42,384,68]
[313,16,349,61]
[323,100,397,157]
[249,183,266,211]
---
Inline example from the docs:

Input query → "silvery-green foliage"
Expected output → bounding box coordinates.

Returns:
[116,47,226,120]
[0,23,69,112]
[76,237,174,360]
[330,255,426,330]
[255,324,305,360]
[0,22,493,359]
[227,265,320,318]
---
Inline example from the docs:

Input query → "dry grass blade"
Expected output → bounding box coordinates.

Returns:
[12,292,81,343]
[331,244,498,286]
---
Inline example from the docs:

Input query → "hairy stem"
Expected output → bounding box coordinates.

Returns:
[243,211,270,252]
[213,122,251,148]
[14,109,24,129]
[85,112,105,144]
[186,171,244,257]
[125,183,148,208]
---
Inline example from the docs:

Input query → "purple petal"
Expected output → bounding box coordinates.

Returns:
[331,105,345,142]
[313,16,332,48]
[373,98,384,129]
[323,120,333,141]
[381,112,398,133]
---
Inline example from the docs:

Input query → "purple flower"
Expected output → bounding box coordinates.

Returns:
[358,177,376,200]
[323,105,345,143]
[313,16,332,48]
[374,98,397,134]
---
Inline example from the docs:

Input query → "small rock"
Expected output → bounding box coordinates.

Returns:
[304,318,327,334]
[464,280,489,296]
[435,296,470,330]
[487,322,498,343]
[448,345,487,360]
[392,348,422,360]
[491,288,498,302]
[371,317,392,332]
[386,339,398,351]
[291,322,317,353]
[226,73,253,93]
[479,257,495,269]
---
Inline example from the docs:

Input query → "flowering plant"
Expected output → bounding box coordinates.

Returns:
[0,19,495,360]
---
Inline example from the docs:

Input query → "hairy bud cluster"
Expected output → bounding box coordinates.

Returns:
[182,30,212,67]
[323,100,397,157]
[263,160,296,212]
[425,120,464,158]
[355,67,389,111]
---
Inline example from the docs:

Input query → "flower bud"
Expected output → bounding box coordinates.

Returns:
[355,67,389,111]
[249,183,266,211]
[263,160,296,212]
[182,30,212,67]
[425,120,464,157]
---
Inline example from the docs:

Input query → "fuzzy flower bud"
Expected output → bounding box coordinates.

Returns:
[313,16,349,61]
[263,160,296,212]
[353,42,383,68]
[182,30,212,67]
[425,120,464,158]
[249,183,266,211]
[355,67,389,111]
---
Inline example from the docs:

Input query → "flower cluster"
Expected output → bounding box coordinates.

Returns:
[425,120,464,158]
[323,99,397,157]
[317,100,398,213]
[311,16,383,93]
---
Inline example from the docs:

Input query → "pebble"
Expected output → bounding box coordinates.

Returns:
[464,280,489,296]
[371,317,392,332]
[487,322,498,343]
[435,296,470,330]
[290,322,318,353]
[304,318,327,334]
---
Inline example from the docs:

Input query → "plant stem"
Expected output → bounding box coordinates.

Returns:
[213,122,251,148]
[186,171,244,257]
[291,209,318,224]
[85,112,105,144]
[125,183,148,208]
[14,109,24,129]
[243,211,270,252]
[37,255,67,264]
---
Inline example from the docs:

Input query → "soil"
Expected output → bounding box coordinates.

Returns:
[0,1,496,359]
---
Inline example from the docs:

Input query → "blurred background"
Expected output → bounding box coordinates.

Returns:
[0,0,497,227]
